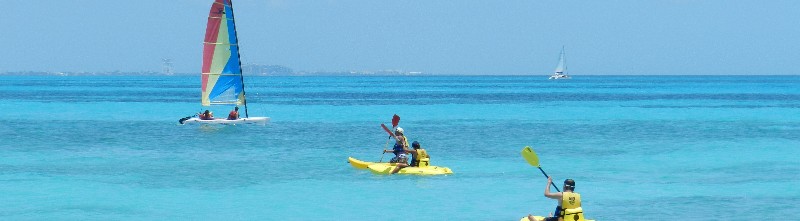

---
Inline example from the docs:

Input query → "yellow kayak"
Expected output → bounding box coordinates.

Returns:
[348,157,397,169]
[519,216,595,221]
[367,163,453,175]
[349,157,453,175]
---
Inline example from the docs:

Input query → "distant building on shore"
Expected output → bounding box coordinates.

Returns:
[162,58,174,75]
[242,64,295,76]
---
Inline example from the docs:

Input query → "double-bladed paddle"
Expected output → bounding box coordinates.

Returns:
[521,146,561,192]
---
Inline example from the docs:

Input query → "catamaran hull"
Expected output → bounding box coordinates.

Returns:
[182,117,270,125]
[548,74,571,80]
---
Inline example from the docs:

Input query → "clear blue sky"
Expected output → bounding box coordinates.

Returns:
[2,0,799,75]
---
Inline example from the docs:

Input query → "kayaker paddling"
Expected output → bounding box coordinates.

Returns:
[527,177,583,221]
[382,127,409,174]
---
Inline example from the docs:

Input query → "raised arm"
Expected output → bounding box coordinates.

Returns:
[544,176,562,199]
[388,133,400,141]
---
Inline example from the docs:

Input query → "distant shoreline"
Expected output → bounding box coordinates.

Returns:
[1,72,797,77]
[0,70,433,77]
[0,72,431,77]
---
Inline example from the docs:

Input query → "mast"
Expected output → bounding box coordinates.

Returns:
[228,0,249,118]
[561,46,567,75]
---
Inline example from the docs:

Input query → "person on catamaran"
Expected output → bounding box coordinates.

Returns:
[382,127,409,174]
[199,110,214,120]
[406,141,430,167]
[527,177,583,221]
[227,106,239,120]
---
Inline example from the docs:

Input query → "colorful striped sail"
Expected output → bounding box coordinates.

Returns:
[201,0,245,106]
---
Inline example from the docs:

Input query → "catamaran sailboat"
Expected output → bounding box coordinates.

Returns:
[548,46,571,80]
[180,0,269,125]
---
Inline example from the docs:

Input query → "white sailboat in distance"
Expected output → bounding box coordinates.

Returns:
[548,46,571,80]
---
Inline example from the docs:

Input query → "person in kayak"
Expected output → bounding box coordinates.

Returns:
[382,127,409,174]
[406,141,430,167]
[527,177,583,221]
[199,110,214,120]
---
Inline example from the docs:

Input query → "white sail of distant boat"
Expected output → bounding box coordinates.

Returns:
[548,46,571,80]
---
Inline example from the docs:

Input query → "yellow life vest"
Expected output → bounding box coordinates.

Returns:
[397,135,409,148]
[417,149,429,159]
[416,149,430,167]
[559,192,583,221]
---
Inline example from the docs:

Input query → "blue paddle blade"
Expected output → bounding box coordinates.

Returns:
[521,146,540,167]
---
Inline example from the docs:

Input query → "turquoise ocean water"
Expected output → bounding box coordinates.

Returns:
[1,75,799,220]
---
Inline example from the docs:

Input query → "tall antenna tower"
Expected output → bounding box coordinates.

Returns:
[162,58,174,75]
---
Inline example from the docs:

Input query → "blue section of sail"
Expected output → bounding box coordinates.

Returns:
[224,3,239,47]
[208,0,243,104]
[208,75,242,103]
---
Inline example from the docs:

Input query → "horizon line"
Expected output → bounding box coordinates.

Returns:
[1,71,798,77]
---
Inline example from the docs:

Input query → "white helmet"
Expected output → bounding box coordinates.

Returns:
[395,127,404,134]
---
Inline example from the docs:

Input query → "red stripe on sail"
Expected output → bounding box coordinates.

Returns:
[201,0,226,92]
